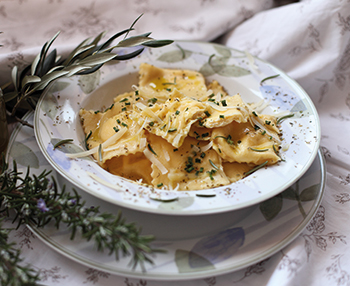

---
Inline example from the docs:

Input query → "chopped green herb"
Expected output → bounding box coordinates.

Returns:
[249,147,269,152]
[173,148,178,152]
[204,111,211,117]
[157,183,164,188]
[244,161,268,176]
[209,159,219,170]
[53,139,73,149]
[207,169,217,180]
[85,130,92,150]
[186,166,194,173]
[254,125,260,130]
[261,130,266,135]
[166,88,171,92]
[125,102,131,106]
[98,144,103,162]
[220,115,225,119]
[208,98,215,102]
[195,158,201,163]
[260,74,280,85]
[252,111,258,117]
[105,103,114,111]
[175,110,180,115]
[122,107,127,112]
[265,120,271,125]
[277,113,295,124]
[94,110,100,114]
[208,93,215,98]
[136,97,140,101]
[202,132,209,138]
[168,128,177,133]
[149,121,154,126]
[120,98,129,102]
[113,127,119,132]
[117,119,121,124]
[135,90,139,96]
[121,122,128,127]
[148,98,158,104]
[147,144,157,156]
[221,100,227,106]
[196,193,216,197]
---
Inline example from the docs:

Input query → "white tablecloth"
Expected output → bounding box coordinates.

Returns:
[2,0,350,285]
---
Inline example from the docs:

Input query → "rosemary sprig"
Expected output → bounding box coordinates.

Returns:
[0,219,41,285]
[2,15,173,120]
[0,160,163,273]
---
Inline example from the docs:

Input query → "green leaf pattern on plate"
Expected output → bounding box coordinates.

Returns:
[158,197,195,211]
[78,70,101,94]
[261,181,321,220]
[10,141,39,169]
[259,194,283,221]
[175,249,215,273]
[40,92,58,121]
[157,49,192,63]
[214,45,232,57]
[156,45,250,77]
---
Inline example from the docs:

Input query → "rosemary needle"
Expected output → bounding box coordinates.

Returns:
[53,139,73,149]
[244,161,269,176]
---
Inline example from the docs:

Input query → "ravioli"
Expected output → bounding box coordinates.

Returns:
[78,64,283,191]
[146,133,230,190]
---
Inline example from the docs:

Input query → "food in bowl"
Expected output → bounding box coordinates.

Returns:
[73,63,282,191]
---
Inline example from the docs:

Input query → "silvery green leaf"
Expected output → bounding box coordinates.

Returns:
[11,66,18,91]
[31,70,69,91]
[31,53,41,75]
[114,48,144,60]
[64,65,91,76]
[64,44,95,65]
[78,53,117,66]
[142,39,174,48]
[99,28,132,51]
[3,91,19,103]
[76,64,103,75]
[42,31,60,58]
[63,38,92,65]
[116,36,154,47]
[41,49,57,74]
[47,65,64,74]
[21,75,41,90]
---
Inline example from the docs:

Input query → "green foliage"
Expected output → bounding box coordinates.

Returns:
[0,159,163,284]
[2,15,173,118]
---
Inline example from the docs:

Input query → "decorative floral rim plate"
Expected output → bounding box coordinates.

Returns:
[34,41,321,215]
[8,112,325,281]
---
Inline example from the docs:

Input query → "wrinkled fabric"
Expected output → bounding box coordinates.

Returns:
[2,0,350,285]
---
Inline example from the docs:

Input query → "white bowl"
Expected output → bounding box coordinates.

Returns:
[34,41,321,215]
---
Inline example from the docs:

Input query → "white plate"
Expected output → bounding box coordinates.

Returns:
[34,41,321,215]
[8,112,325,281]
